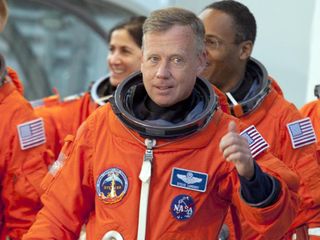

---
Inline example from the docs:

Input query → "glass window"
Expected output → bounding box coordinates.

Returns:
[0,0,134,100]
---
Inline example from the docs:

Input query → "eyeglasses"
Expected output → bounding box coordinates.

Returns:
[204,37,222,50]
[204,36,239,50]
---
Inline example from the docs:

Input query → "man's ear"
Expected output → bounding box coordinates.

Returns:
[239,41,253,60]
[196,50,207,75]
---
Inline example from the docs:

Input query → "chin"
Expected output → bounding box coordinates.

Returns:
[154,99,172,107]
[110,76,121,86]
[199,70,210,80]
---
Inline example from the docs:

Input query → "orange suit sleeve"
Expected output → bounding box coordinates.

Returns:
[277,103,320,204]
[1,97,48,239]
[233,152,299,239]
[22,116,95,240]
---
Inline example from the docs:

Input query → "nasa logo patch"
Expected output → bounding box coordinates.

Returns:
[170,194,195,221]
[96,168,129,204]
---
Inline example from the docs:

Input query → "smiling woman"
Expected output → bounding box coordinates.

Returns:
[107,16,146,86]
[33,15,146,161]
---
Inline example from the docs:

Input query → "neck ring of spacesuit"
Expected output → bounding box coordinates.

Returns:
[110,71,217,139]
[229,57,271,117]
[90,75,112,106]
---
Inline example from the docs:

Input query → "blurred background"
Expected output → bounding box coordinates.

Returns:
[1,0,319,108]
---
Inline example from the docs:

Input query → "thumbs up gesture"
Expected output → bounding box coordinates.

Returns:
[219,121,254,180]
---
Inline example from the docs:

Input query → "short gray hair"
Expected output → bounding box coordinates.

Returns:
[143,7,205,54]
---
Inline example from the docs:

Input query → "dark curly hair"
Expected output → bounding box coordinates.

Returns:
[203,0,256,44]
[108,16,146,48]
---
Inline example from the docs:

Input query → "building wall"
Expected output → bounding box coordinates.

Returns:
[307,0,320,103]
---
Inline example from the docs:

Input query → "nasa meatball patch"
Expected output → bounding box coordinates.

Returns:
[96,168,129,204]
[170,194,195,221]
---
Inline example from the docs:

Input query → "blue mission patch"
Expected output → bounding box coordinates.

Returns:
[170,194,195,221]
[96,167,129,204]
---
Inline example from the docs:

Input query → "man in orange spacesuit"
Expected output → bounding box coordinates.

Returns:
[199,1,320,239]
[23,7,299,240]
[300,85,320,153]
[0,58,48,239]
[0,1,48,239]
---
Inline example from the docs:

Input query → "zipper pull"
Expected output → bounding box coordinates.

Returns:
[139,138,156,183]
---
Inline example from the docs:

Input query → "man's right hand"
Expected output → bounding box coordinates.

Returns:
[219,121,254,180]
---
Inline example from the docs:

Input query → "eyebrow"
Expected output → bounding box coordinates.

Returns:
[110,44,135,50]
[205,34,222,41]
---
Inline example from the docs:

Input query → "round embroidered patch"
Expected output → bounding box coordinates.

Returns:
[170,194,195,220]
[96,168,129,204]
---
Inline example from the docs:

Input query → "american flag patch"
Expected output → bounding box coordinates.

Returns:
[287,118,316,149]
[240,125,269,158]
[17,118,46,150]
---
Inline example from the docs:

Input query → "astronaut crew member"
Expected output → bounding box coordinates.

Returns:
[199,1,320,239]
[23,7,299,240]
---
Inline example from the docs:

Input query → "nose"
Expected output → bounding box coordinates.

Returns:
[108,51,122,65]
[156,61,170,79]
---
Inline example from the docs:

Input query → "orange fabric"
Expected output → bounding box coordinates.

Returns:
[41,94,60,107]
[23,105,299,239]
[212,85,230,114]
[34,92,97,159]
[6,67,24,95]
[226,80,320,239]
[269,76,284,96]
[0,79,48,239]
[40,134,75,192]
[292,225,308,240]
[37,86,229,162]
[300,100,320,152]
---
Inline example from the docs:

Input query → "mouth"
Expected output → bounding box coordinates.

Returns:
[154,85,173,95]
[156,86,172,90]
[111,68,125,75]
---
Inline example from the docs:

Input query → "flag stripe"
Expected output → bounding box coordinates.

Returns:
[240,125,269,158]
[22,136,46,145]
[294,136,316,144]
[22,131,45,141]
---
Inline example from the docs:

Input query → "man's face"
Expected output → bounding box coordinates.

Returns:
[141,25,205,107]
[199,8,244,92]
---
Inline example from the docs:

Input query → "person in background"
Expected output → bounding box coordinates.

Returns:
[23,7,299,240]
[199,0,320,239]
[0,1,48,239]
[34,16,146,161]
[0,0,7,31]
[300,85,320,156]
